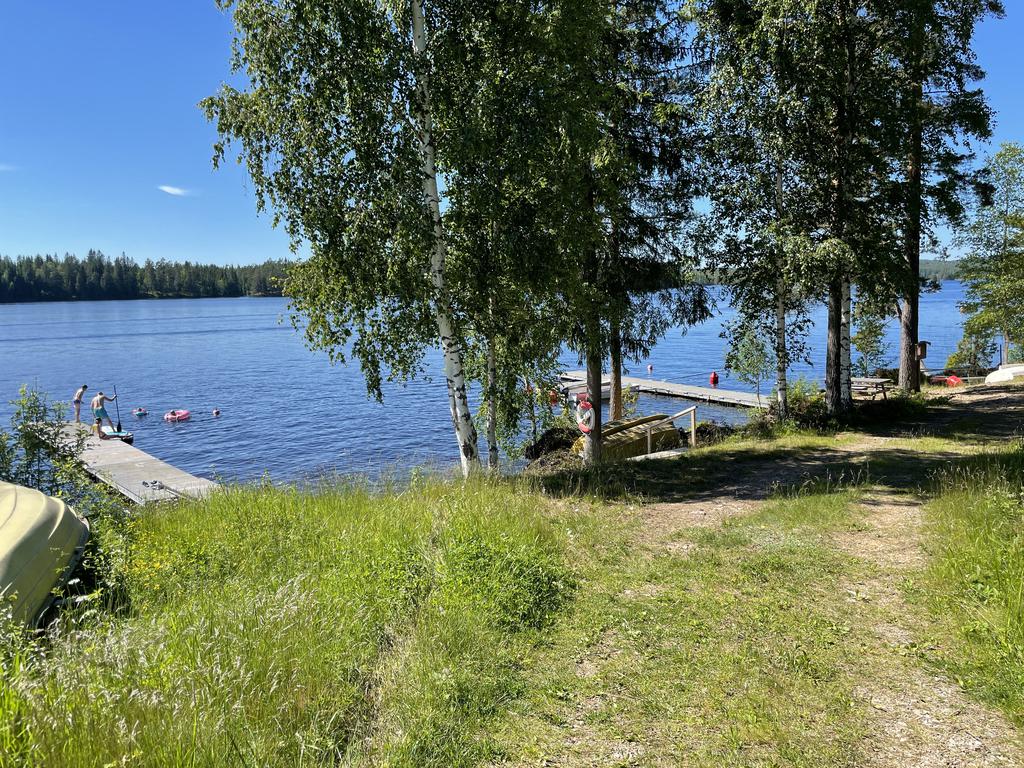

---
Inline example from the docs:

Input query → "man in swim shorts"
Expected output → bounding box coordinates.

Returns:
[72,384,88,423]
[90,390,117,430]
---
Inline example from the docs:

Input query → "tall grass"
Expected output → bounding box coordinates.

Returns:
[922,442,1024,722]
[0,479,573,767]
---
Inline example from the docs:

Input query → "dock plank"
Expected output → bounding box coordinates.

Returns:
[62,424,219,505]
[560,371,765,409]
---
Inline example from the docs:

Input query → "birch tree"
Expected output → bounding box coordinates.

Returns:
[697,1,839,417]
[699,0,903,416]
[437,2,578,467]
[204,0,503,475]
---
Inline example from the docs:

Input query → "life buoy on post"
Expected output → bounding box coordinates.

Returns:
[575,396,595,434]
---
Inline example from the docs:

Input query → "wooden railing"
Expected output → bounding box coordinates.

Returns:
[644,405,697,456]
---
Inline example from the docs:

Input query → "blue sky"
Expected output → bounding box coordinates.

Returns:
[0,3,1021,267]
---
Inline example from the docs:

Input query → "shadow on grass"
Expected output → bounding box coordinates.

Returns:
[850,383,1024,443]
[528,383,1024,504]
[530,441,1013,505]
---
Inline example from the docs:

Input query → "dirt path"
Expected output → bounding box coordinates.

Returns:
[631,402,1024,766]
[630,487,1024,766]
[837,491,1023,767]
[517,385,1024,766]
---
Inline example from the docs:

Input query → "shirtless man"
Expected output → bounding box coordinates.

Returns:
[90,390,117,430]
[72,384,88,423]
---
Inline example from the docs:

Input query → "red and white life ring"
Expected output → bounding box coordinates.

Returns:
[575,396,595,434]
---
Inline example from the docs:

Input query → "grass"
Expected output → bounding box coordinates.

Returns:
[5,391,1024,766]
[915,441,1024,724]
[493,488,876,766]
[0,479,573,767]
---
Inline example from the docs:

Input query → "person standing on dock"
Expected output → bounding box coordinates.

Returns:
[90,390,117,430]
[72,384,88,423]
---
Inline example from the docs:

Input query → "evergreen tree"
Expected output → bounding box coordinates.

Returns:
[881,0,1004,392]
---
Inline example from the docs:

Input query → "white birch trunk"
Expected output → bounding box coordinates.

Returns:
[774,165,788,420]
[775,281,788,418]
[840,278,852,409]
[486,338,498,470]
[411,0,479,475]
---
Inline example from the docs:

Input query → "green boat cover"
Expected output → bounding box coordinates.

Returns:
[0,481,90,626]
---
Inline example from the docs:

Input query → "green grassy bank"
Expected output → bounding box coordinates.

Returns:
[917,440,1024,723]
[3,419,1024,766]
[0,481,573,767]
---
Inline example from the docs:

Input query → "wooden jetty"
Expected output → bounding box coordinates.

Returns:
[560,371,765,409]
[62,424,219,505]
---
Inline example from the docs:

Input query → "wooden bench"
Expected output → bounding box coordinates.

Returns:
[851,377,893,400]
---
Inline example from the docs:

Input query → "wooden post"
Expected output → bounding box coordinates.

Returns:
[690,410,696,447]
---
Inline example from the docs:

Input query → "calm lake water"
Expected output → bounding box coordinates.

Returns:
[0,282,971,482]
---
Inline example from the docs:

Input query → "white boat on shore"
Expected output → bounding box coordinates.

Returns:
[984,364,1024,385]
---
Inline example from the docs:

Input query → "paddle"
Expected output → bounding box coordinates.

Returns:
[113,384,122,433]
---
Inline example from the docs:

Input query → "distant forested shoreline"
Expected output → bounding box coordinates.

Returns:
[690,258,961,286]
[0,250,961,304]
[0,251,290,303]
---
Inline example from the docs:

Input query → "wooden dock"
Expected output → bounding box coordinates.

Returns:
[560,371,766,409]
[62,424,219,505]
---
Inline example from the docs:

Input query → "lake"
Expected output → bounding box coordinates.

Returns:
[0,282,972,482]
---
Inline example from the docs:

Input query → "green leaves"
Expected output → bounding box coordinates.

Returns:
[957,142,1024,353]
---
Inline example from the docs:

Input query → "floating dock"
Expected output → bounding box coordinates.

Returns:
[62,424,219,505]
[560,371,766,409]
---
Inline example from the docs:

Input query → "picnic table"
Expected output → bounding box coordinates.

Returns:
[851,377,893,400]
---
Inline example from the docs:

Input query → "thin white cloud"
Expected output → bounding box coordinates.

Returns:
[0,163,15,172]
[158,184,190,197]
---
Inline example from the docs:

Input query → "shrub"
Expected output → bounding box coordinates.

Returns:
[744,377,832,438]
[0,480,574,767]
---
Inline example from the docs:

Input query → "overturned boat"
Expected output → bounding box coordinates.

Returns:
[985,364,1024,385]
[0,481,90,626]
[572,413,682,460]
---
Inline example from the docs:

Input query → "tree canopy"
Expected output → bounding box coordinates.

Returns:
[203,0,1004,467]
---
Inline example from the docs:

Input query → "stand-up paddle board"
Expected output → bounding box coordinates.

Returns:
[100,426,134,445]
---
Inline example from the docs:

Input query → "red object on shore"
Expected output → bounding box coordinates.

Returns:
[575,396,595,434]
[946,375,963,387]
[709,371,720,388]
